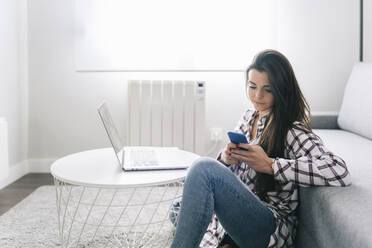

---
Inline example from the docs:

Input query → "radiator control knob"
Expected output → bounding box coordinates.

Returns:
[196,81,205,100]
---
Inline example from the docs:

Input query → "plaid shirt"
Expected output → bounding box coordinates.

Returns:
[199,109,351,248]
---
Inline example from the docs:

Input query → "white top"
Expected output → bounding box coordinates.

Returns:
[51,148,200,188]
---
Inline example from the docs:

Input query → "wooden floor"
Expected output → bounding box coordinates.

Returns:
[0,173,54,216]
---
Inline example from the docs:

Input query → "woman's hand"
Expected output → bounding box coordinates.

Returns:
[230,143,275,174]
[220,142,240,166]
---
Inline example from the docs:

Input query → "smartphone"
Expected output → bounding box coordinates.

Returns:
[227,131,248,150]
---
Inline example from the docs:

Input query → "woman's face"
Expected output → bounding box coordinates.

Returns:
[247,69,274,115]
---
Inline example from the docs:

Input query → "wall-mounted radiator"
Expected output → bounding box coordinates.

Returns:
[0,117,9,181]
[127,80,205,155]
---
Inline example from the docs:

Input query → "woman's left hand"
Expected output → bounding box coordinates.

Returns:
[230,143,275,175]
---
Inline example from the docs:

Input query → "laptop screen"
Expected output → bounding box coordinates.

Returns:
[97,102,124,163]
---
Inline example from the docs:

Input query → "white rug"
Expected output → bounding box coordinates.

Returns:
[0,186,61,247]
[0,186,178,248]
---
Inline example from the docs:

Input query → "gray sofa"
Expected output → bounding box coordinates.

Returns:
[295,63,372,248]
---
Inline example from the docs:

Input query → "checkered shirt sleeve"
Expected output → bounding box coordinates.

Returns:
[273,124,351,187]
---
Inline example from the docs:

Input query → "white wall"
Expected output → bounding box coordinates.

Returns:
[27,0,361,164]
[0,0,28,167]
[271,0,359,111]
[0,0,28,188]
[28,0,249,161]
[75,0,271,71]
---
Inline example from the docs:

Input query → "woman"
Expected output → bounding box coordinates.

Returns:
[170,49,351,248]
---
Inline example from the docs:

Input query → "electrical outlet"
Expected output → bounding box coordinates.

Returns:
[210,128,223,142]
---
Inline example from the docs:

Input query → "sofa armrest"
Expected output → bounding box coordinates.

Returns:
[310,112,339,129]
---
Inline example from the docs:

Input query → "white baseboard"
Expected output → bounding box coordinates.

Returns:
[28,159,55,173]
[0,160,28,190]
[0,159,56,190]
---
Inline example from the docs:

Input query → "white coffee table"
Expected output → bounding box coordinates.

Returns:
[51,147,199,248]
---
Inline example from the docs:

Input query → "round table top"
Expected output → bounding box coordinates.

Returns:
[51,147,200,188]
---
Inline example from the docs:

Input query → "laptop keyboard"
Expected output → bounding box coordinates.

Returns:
[130,149,159,167]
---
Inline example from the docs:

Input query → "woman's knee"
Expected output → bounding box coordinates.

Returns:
[185,157,231,191]
[189,157,220,175]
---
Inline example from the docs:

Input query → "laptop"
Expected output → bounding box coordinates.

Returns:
[97,101,189,171]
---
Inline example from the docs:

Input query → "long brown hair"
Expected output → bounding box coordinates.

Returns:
[246,49,312,201]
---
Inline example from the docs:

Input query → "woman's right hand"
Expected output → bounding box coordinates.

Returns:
[220,142,240,166]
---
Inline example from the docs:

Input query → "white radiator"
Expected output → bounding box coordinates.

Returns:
[127,80,205,155]
[0,117,9,181]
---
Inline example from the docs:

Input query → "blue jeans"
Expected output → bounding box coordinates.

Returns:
[170,157,276,248]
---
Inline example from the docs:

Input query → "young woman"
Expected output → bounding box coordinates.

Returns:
[169,49,351,248]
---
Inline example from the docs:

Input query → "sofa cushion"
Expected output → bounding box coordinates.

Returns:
[296,129,372,248]
[338,63,372,140]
